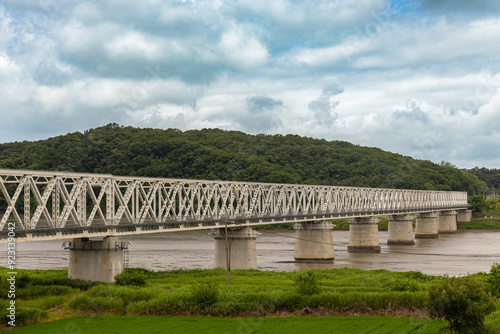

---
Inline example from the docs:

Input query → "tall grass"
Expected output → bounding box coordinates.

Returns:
[0,266,449,323]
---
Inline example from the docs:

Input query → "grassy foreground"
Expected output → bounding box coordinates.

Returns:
[0,266,442,330]
[2,266,500,332]
[5,315,448,334]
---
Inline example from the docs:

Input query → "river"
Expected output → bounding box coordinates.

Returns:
[2,230,500,276]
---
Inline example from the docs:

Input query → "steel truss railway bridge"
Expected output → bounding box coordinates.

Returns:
[1,169,471,282]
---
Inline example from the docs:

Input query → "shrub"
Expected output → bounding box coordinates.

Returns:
[294,271,320,296]
[0,300,48,326]
[485,310,500,334]
[17,272,32,289]
[16,285,74,299]
[190,282,219,311]
[399,271,430,281]
[127,292,192,316]
[115,269,147,286]
[88,285,154,303]
[428,275,496,333]
[21,295,68,310]
[486,262,500,298]
[276,292,305,311]
[28,276,98,290]
[391,277,423,292]
[469,195,486,213]
[15,307,49,326]
[70,295,126,314]
[485,199,500,211]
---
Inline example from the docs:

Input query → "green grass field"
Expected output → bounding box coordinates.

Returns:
[5,316,448,334]
[0,267,438,319]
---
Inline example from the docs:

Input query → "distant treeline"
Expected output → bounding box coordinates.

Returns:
[0,123,486,195]
[465,167,500,190]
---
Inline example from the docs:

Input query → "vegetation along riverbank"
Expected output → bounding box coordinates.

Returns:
[3,265,500,333]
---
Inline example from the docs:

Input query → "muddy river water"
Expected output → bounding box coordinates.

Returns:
[3,230,500,276]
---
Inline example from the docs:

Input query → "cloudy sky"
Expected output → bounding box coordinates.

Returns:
[0,0,499,168]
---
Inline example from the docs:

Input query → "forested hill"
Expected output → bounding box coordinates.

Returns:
[0,123,485,195]
[465,167,500,190]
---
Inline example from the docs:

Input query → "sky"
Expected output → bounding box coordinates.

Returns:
[0,0,499,169]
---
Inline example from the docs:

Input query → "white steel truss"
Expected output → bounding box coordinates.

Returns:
[0,169,469,241]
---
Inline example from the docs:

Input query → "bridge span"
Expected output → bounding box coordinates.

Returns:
[1,169,471,282]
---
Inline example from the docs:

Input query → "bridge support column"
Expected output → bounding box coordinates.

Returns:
[438,211,458,234]
[457,209,472,222]
[387,214,414,245]
[347,217,381,253]
[64,236,127,283]
[212,227,259,270]
[415,212,439,239]
[293,222,334,263]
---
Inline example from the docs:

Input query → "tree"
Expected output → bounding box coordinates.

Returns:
[469,195,486,213]
[428,275,495,333]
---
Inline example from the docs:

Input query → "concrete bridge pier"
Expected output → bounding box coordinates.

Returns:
[457,209,472,222]
[387,214,415,245]
[64,236,127,283]
[415,212,439,239]
[347,217,381,253]
[438,210,458,234]
[212,226,259,270]
[293,221,335,262]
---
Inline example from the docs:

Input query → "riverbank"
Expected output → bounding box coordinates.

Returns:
[257,218,500,231]
[2,266,500,333]
[255,219,388,231]
[256,207,500,231]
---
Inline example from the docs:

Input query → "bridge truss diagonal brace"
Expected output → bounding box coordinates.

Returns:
[0,175,25,230]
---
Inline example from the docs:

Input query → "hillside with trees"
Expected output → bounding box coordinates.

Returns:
[0,123,486,195]
[465,167,500,191]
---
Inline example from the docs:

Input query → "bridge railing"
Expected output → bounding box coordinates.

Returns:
[0,169,469,232]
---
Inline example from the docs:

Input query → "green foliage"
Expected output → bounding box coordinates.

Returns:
[20,295,68,310]
[0,266,472,323]
[469,195,486,213]
[14,307,49,326]
[0,271,98,292]
[190,282,219,310]
[294,271,320,296]
[428,275,496,333]
[331,219,349,230]
[485,198,500,211]
[70,295,126,314]
[0,299,48,327]
[115,269,147,286]
[69,284,160,315]
[466,167,500,190]
[391,277,423,292]
[16,285,74,299]
[485,310,500,334]
[486,262,500,298]
[377,218,388,230]
[398,271,431,281]
[17,272,32,289]
[26,275,99,290]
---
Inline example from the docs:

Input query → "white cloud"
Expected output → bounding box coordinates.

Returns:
[218,26,269,70]
[0,0,500,168]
